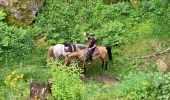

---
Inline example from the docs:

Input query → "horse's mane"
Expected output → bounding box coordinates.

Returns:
[63,42,72,52]
[63,42,71,47]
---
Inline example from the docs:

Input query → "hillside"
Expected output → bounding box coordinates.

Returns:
[0,0,170,99]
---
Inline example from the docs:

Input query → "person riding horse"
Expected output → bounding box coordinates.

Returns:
[83,32,97,63]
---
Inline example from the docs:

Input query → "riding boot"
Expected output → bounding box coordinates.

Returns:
[87,56,92,64]
[87,50,94,64]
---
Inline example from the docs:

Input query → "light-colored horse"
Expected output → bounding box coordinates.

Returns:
[65,46,112,72]
[47,43,87,65]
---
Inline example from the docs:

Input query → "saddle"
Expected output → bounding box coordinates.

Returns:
[92,48,99,56]
[85,48,99,62]
[85,48,99,57]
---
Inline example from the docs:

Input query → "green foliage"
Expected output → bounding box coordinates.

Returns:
[0,68,29,99]
[0,11,44,66]
[0,68,11,86]
[0,11,6,21]
[0,48,3,62]
[114,72,170,99]
[0,0,170,99]
[115,72,155,99]
[0,65,51,99]
[19,66,51,82]
[136,0,170,40]
[83,81,115,100]
[151,6,170,39]
[155,72,170,100]
[0,26,39,66]
[36,0,127,47]
[51,62,84,99]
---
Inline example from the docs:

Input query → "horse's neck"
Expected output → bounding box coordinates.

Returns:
[70,52,78,58]
[70,50,85,58]
[55,44,66,56]
[73,44,79,52]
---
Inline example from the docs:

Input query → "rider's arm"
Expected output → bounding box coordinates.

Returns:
[91,44,96,50]
[83,32,88,41]
[84,37,88,41]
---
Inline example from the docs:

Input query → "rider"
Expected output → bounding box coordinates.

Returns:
[83,32,97,63]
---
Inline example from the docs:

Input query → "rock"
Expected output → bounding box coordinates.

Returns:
[0,0,10,8]
[1,0,44,26]
[156,59,167,72]
[166,65,170,72]
[165,55,170,72]
[30,81,51,100]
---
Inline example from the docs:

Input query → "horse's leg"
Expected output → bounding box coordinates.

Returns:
[54,54,60,62]
[83,67,86,74]
[100,57,104,69]
[47,46,54,65]
[83,62,86,73]
[105,61,108,70]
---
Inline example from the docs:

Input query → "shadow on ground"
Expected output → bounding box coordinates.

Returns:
[80,60,119,85]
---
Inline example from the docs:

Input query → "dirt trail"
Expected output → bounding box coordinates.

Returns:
[81,74,119,85]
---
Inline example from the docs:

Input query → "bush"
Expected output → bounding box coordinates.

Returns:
[0,68,29,99]
[0,65,51,99]
[83,81,116,100]
[114,72,170,99]
[50,62,84,99]
[36,0,127,48]
[0,10,45,66]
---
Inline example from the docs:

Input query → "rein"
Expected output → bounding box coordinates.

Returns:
[72,44,76,52]
[76,51,78,59]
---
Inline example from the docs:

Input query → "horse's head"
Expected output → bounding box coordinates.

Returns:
[64,47,69,52]
[65,54,71,66]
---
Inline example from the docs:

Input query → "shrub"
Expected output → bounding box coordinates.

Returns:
[114,72,170,99]
[83,81,116,100]
[50,62,84,99]
[0,68,29,99]
[0,11,43,66]
[0,65,51,99]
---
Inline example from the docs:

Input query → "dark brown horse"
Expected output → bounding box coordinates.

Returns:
[65,46,112,72]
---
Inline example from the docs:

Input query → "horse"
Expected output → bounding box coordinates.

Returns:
[65,46,112,72]
[47,43,87,65]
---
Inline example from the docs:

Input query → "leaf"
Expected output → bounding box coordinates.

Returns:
[0,11,6,21]
[1,36,10,47]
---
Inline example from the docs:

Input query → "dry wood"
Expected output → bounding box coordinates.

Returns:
[126,47,170,60]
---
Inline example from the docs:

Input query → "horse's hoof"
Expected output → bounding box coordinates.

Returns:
[104,67,108,70]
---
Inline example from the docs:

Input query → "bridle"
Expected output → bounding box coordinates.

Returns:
[66,51,79,65]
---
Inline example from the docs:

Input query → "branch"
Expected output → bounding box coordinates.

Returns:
[126,47,170,61]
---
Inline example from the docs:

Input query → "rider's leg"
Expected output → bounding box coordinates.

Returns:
[89,50,94,62]
[86,51,90,62]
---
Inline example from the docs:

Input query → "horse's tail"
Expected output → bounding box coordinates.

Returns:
[106,46,112,61]
[47,46,54,65]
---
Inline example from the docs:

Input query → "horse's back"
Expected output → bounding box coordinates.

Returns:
[53,44,64,50]
[96,46,108,59]
[53,44,65,55]
[97,46,107,53]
